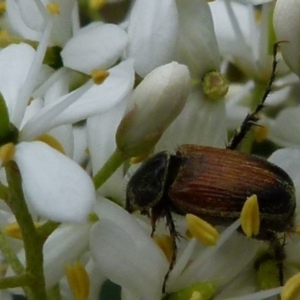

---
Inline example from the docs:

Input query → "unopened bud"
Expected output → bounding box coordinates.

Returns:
[116,62,190,157]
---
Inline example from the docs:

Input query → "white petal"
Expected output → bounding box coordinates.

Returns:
[6,0,43,41]
[126,0,178,77]
[62,22,128,74]
[49,0,76,46]
[0,44,35,117]
[87,100,126,174]
[175,0,221,77]
[90,199,168,300]
[156,89,227,152]
[268,107,300,148]
[274,0,300,76]
[43,224,90,288]
[14,141,95,222]
[48,59,135,127]
[268,148,300,180]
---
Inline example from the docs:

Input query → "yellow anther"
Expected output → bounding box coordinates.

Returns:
[153,234,173,263]
[240,194,260,238]
[0,143,15,165]
[281,272,300,300]
[66,262,90,300]
[3,222,40,239]
[254,125,268,143]
[0,30,8,38]
[91,69,109,85]
[46,2,60,15]
[0,2,6,14]
[186,214,219,246]
[89,0,107,10]
[295,226,300,235]
[254,8,262,22]
[35,134,65,154]
[190,291,204,300]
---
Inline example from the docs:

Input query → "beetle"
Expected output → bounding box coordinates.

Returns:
[125,42,296,292]
[126,144,295,237]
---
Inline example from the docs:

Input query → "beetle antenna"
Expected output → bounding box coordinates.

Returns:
[227,42,281,150]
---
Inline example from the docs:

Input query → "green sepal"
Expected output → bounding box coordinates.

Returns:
[164,281,216,300]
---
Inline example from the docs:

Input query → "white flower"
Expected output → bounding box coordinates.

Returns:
[90,198,169,300]
[6,0,78,46]
[0,25,95,222]
[155,0,227,151]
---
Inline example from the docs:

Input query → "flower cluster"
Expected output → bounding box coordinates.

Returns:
[0,0,299,300]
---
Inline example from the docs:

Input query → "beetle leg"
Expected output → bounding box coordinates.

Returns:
[272,233,287,285]
[150,213,157,237]
[227,42,281,150]
[162,208,179,294]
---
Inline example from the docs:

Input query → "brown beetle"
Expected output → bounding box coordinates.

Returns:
[126,144,295,233]
[125,43,296,292]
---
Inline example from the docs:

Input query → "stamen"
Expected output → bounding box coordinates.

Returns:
[91,69,110,85]
[46,2,60,15]
[129,152,152,164]
[281,272,300,300]
[3,221,40,239]
[0,143,15,165]
[66,262,90,300]
[153,234,173,263]
[35,133,65,154]
[0,2,6,14]
[224,286,282,300]
[254,125,268,143]
[186,214,219,246]
[240,194,260,238]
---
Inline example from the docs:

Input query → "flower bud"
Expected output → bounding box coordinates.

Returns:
[116,62,190,157]
[273,0,300,76]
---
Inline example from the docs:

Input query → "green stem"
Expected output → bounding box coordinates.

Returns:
[0,181,9,201]
[47,284,62,300]
[5,162,47,300]
[93,148,127,190]
[37,221,60,241]
[0,229,25,275]
[0,274,30,289]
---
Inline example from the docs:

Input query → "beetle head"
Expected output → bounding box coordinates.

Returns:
[126,151,170,213]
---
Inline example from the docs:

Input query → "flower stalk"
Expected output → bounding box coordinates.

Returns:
[5,161,48,300]
[93,148,127,190]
